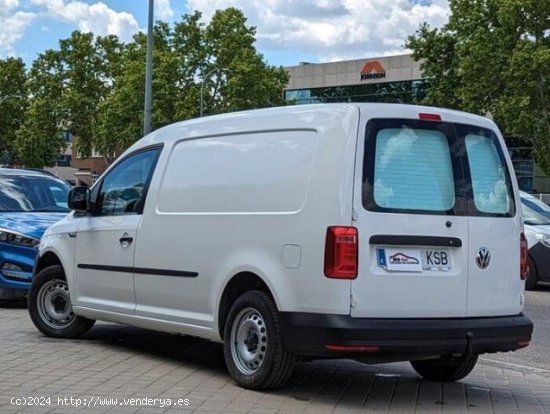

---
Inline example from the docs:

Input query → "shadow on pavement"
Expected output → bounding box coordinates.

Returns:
[83,323,228,373]
[0,299,27,309]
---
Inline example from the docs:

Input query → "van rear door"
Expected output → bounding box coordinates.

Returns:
[351,116,469,318]
[350,113,521,319]
[460,125,521,316]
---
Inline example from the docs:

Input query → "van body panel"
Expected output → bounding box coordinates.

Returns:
[466,217,523,316]
[352,212,469,318]
[73,214,141,314]
[131,106,360,333]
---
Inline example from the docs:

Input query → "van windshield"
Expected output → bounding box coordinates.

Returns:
[363,119,515,217]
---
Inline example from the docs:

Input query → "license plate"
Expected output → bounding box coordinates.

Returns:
[377,247,451,272]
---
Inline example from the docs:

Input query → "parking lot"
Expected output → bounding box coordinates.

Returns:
[0,290,548,414]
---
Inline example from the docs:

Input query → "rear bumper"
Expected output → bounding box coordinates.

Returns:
[279,313,533,358]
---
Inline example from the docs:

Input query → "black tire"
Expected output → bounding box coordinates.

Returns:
[411,355,478,382]
[223,290,296,390]
[525,257,538,291]
[28,265,95,338]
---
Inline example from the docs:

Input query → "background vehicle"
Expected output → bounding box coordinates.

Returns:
[521,191,550,290]
[0,169,69,301]
[29,104,532,389]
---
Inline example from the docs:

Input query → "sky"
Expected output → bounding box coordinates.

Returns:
[0,0,450,68]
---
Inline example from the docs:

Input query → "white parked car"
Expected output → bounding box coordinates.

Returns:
[28,104,533,389]
[520,191,550,290]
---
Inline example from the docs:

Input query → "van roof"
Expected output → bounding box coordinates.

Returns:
[132,103,497,150]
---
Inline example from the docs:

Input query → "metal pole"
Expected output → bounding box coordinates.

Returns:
[199,67,230,117]
[143,0,154,135]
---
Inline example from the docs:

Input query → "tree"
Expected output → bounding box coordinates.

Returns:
[14,50,66,167]
[406,0,550,172]
[0,58,27,161]
[59,31,125,159]
[14,31,125,167]
[94,22,180,162]
[201,8,288,115]
[95,8,289,160]
[11,8,289,167]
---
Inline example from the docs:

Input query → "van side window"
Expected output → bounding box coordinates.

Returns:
[96,148,160,216]
[373,127,455,211]
[465,134,511,214]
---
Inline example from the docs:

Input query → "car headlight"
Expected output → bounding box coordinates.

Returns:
[0,228,40,248]
[535,233,550,248]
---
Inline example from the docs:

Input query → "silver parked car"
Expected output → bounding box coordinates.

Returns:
[521,191,550,290]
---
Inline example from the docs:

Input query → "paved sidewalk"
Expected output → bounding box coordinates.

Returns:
[1,306,549,413]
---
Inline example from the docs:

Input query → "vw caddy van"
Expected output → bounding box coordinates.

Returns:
[28,104,533,389]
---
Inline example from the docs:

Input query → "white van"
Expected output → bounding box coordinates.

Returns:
[28,104,533,389]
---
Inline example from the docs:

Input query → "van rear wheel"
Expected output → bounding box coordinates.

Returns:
[223,290,296,390]
[410,355,478,382]
[28,265,95,338]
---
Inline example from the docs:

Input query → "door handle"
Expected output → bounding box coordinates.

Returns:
[119,235,133,247]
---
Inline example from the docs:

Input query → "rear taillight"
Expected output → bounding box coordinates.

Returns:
[520,233,529,280]
[324,226,358,279]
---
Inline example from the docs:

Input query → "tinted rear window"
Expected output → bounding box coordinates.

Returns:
[373,128,455,211]
[465,134,511,214]
[363,119,515,217]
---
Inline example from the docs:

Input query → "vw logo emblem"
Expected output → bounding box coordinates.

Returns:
[476,247,491,269]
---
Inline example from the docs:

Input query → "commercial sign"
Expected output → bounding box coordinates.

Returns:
[360,61,386,81]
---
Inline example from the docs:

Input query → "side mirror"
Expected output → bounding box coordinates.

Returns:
[68,186,90,212]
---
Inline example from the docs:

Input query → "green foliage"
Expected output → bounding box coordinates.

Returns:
[8,7,288,168]
[14,31,125,166]
[406,0,550,173]
[0,58,27,161]
[95,8,288,162]
[14,50,66,167]
[15,97,66,168]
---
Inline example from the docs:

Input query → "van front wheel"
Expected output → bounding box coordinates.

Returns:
[410,355,478,382]
[223,291,296,390]
[28,265,95,338]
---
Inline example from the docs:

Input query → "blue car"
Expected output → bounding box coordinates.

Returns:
[0,169,69,301]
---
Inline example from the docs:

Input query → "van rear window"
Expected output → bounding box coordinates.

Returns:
[373,128,455,211]
[363,119,515,217]
[465,134,511,214]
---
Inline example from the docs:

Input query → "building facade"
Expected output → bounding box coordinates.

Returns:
[285,54,426,106]
[284,54,548,193]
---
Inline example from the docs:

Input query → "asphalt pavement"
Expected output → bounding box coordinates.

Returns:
[0,285,549,412]
[483,283,550,372]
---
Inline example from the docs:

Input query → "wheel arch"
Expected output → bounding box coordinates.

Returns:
[35,251,63,275]
[217,272,276,339]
